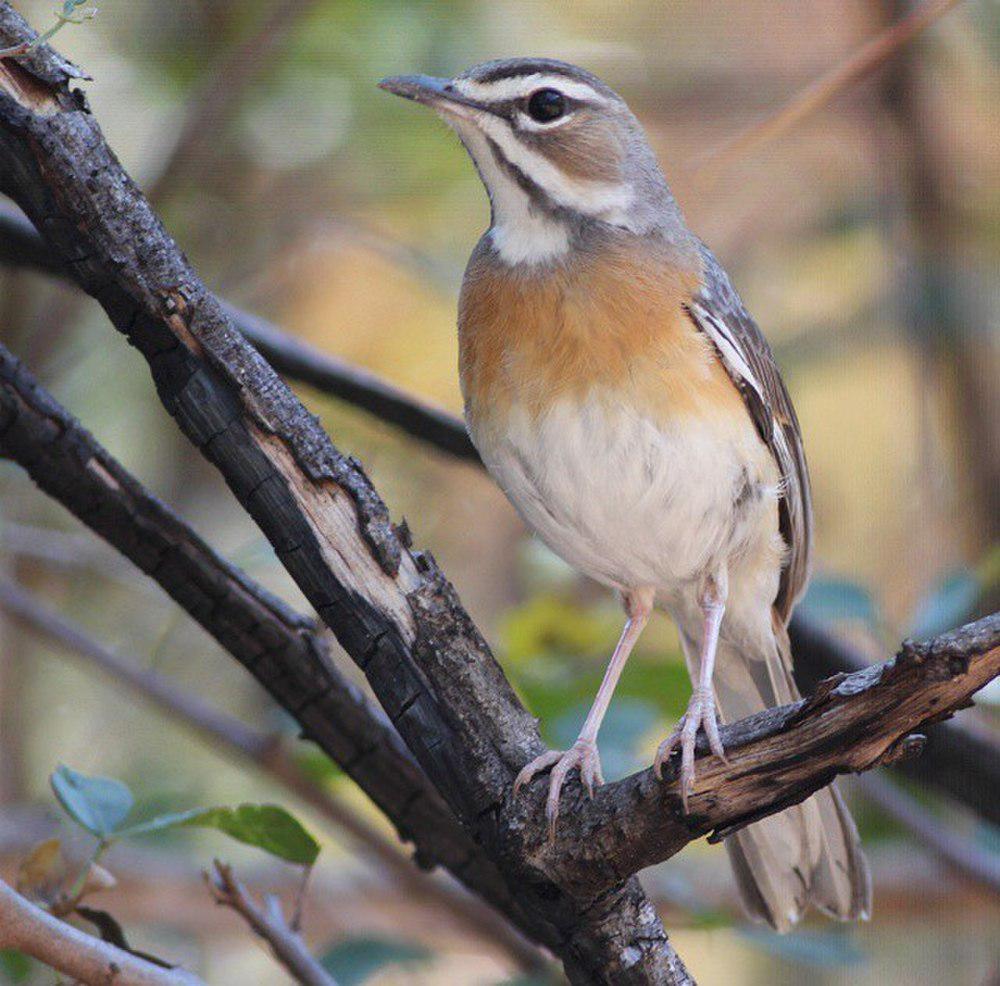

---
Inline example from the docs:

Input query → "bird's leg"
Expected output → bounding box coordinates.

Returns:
[514,587,653,837]
[654,568,729,811]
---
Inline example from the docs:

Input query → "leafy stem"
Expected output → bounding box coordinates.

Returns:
[0,0,97,59]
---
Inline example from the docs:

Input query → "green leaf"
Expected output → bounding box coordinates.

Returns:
[122,804,320,866]
[319,936,431,985]
[798,577,878,627]
[0,949,33,984]
[50,765,134,838]
[909,569,980,639]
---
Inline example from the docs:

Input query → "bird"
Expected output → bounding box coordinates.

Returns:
[379,57,871,932]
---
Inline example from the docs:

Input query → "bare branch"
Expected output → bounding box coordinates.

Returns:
[0,9,688,982]
[529,614,998,891]
[855,774,1000,898]
[789,617,1000,825]
[206,861,336,986]
[0,342,542,973]
[689,0,963,186]
[0,876,204,986]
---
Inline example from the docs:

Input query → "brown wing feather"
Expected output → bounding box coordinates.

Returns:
[687,244,812,622]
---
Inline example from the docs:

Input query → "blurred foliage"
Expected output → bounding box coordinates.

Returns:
[0,950,33,984]
[1,0,998,982]
[319,935,432,985]
[736,927,866,970]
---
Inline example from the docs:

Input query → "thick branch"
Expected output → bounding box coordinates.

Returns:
[0,14,685,982]
[0,877,204,986]
[0,342,540,970]
[789,617,999,824]
[515,614,998,898]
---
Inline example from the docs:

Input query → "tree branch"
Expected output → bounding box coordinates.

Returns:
[0,577,532,945]
[1,11,994,983]
[6,201,991,827]
[514,614,998,896]
[0,877,204,986]
[0,342,541,973]
[789,617,1000,824]
[205,861,336,986]
[0,10,690,983]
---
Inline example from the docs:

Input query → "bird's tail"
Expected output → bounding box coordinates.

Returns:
[680,620,872,932]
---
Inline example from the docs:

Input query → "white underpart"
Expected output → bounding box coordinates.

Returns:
[452,73,610,105]
[450,122,570,265]
[471,394,781,618]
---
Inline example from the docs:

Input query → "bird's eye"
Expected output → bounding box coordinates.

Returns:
[526,88,566,123]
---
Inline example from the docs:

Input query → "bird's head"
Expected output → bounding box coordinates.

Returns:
[379,58,681,265]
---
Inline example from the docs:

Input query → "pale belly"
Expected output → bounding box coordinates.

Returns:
[470,394,783,602]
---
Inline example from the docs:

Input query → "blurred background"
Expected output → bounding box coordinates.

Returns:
[1,0,998,983]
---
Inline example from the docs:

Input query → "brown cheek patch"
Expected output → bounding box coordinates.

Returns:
[538,114,624,185]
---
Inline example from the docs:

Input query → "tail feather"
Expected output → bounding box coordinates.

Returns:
[679,623,872,931]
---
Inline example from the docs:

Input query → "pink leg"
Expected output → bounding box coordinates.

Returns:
[514,587,654,837]
[654,570,729,811]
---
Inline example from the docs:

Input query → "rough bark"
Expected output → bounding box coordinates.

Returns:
[3,199,997,830]
[0,12,687,982]
[1,10,996,983]
[790,616,1000,825]
[0,341,541,966]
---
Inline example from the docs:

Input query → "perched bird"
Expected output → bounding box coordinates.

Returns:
[380,58,871,931]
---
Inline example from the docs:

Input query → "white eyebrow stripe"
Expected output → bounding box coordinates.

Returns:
[453,73,608,105]
[476,114,633,219]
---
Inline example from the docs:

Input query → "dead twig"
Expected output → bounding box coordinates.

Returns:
[690,0,962,186]
[856,773,1000,898]
[206,861,337,986]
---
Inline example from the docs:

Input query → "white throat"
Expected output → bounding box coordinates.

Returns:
[456,125,570,266]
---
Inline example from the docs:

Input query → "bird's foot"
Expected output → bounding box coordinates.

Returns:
[653,686,727,812]
[513,738,604,838]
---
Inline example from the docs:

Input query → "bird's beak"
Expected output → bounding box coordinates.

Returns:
[378,74,482,119]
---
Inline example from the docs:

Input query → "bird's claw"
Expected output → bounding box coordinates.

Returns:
[513,739,604,838]
[653,686,727,812]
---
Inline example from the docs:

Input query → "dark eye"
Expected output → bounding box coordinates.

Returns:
[527,88,566,123]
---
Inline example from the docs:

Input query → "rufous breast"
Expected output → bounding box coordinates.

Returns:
[458,235,748,437]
